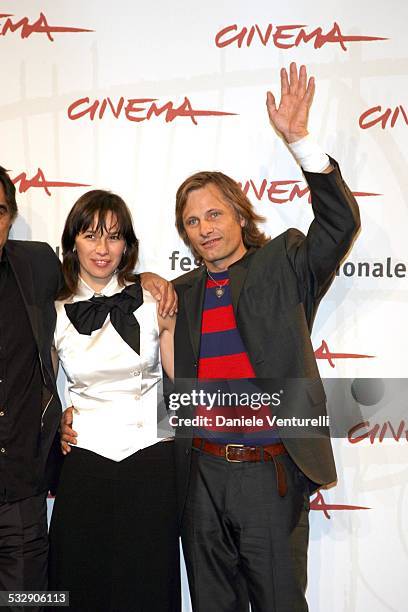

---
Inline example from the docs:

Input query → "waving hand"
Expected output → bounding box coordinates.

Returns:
[266,62,315,144]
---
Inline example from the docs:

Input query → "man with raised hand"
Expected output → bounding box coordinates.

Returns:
[172,63,360,611]
[61,63,360,611]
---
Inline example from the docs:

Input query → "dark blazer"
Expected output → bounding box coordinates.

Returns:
[173,159,360,520]
[6,239,64,493]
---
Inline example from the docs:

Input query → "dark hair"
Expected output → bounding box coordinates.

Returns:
[59,190,139,299]
[175,171,269,260]
[0,166,18,220]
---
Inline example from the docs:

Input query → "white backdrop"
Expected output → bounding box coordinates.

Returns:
[2,1,408,610]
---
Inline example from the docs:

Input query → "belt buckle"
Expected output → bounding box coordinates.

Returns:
[225,443,244,462]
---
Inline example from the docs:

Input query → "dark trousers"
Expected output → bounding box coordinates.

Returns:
[181,449,310,612]
[0,492,48,612]
[49,442,181,612]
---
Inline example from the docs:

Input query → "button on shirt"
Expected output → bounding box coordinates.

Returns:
[0,246,43,502]
[54,276,163,461]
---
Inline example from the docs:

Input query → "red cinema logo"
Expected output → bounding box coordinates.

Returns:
[215,22,387,51]
[314,340,375,369]
[359,105,408,130]
[67,96,236,126]
[348,420,408,444]
[239,178,380,205]
[12,168,90,196]
[310,490,370,519]
[0,12,92,41]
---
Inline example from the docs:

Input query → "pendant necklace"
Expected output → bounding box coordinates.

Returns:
[206,269,228,298]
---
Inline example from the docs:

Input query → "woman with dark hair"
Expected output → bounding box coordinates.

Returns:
[48,190,179,612]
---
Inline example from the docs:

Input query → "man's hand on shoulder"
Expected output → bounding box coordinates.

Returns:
[139,272,178,318]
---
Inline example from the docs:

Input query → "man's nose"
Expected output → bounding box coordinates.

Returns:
[199,219,214,236]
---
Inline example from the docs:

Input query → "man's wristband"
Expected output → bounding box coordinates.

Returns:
[287,134,330,173]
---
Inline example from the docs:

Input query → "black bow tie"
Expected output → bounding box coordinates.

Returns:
[64,281,143,354]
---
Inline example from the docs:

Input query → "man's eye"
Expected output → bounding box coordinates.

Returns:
[84,233,95,239]
[210,212,220,218]
[187,219,197,226]
[109,235,121,240]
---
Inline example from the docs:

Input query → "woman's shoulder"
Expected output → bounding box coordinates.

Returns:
[55,295,75,313]
[121,278,154,307]
[140,287,158,305]
[53,296,76,349]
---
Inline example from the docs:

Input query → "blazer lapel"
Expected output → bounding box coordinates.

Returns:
[229,248,254,313]
[6,242,41,349]
[183,267,206,361]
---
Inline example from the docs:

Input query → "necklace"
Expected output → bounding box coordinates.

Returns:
[206,269,228,298]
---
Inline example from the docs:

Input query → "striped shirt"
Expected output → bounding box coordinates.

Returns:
[196,270,280,444]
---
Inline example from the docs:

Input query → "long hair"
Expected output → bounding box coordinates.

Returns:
[0,166,18,220]
[175,171,269,260]
[58,190,139,299]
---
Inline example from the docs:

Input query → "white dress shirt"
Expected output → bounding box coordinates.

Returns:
[54,275,164,461]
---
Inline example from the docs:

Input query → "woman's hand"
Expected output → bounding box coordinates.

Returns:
[60,406,78,455]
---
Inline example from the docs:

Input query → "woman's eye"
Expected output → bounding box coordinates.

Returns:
[187,219,197,226]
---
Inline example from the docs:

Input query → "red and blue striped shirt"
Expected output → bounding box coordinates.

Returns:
[196,270,280,444]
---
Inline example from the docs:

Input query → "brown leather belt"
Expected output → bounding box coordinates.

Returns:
[192,437,287,462]
[192,437,288,496]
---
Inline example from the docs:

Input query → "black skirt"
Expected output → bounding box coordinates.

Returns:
[49,441,181,612]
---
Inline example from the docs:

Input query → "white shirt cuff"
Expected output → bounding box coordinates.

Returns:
[287,135,330,173]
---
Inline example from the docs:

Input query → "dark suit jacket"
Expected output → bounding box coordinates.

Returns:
[173,159,360,520]
[6,239,64,494]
